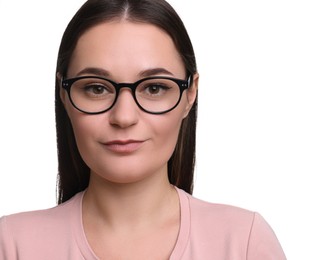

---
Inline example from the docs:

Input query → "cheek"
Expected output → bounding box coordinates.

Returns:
[67,108,103,154]
[150,110,184,156]
[145,94,190,161]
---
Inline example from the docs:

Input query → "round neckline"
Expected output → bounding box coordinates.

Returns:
[73,187,190,259]
[169,187,190,259]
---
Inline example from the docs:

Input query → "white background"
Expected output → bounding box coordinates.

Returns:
[0,0,308,259]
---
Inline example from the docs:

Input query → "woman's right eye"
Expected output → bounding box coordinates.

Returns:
[74,79,115,98]
[84,84,107,95]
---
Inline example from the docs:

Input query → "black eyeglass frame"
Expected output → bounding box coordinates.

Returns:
[61,75,192,115]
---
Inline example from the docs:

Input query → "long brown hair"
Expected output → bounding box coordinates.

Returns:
[55,0,198,204]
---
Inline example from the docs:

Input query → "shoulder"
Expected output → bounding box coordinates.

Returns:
[0,191,84,257]
[176,189,286,259]
[179,188,256,230]
[1,191,82,232]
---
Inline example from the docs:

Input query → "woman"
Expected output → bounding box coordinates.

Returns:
[0,0,286,259]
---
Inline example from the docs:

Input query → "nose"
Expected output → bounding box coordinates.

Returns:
[109,89,139,128]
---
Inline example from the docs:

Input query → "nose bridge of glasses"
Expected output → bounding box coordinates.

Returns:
[114,82,138,107]
[115,82,138,92]
[111,83,141,114]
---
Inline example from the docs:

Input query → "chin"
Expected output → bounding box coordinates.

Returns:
[90,164,167,186]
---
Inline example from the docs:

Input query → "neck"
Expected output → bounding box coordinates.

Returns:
[82,168,179,230]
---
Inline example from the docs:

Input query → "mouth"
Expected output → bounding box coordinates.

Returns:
[102,140,145,154]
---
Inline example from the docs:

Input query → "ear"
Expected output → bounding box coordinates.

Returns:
[57,72,67,105]
[183,73,199,118]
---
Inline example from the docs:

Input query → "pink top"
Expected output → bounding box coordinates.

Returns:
[0,188,286,259]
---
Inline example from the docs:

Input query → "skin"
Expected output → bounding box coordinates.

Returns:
[61,21,198,259]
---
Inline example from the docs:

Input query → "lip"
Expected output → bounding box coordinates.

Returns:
[102,139,145,154]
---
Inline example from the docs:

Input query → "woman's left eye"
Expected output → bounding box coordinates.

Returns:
[143,84,170,96]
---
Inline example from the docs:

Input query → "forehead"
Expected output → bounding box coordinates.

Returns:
[68,21,186,79]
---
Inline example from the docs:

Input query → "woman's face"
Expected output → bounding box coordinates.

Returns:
[61,21,197,184]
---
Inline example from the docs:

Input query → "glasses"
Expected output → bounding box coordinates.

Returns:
[61,75,191,114]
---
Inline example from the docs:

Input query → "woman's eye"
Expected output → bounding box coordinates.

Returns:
[82,84,115,98]
[73,78,115,99]
[85,84,106,95]
[144,84,170,96]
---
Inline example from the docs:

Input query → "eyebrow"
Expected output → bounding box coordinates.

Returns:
[138,68,174,77]
[76,67,110,77]
[75,67,174,78]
